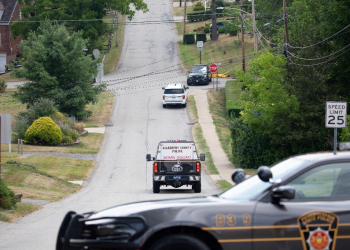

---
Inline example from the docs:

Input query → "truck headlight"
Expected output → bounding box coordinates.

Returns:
[97,223,136,240]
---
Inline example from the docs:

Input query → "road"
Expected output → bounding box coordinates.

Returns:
[0,0,220,249]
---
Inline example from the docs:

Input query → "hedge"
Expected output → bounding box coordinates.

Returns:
[184,34,195,44]
[196,33,207,42]
[225,80,243,118]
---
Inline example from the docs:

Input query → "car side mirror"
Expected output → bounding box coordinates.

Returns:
[146,154,152,161]
[186,87,189,89]
[272,186,295,202]
[257,166,272,182]
[200,154,205,161]
[231,169,245,184]
[162,87,165,90]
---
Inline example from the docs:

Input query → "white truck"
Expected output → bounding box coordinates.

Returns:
[146,140,205,193]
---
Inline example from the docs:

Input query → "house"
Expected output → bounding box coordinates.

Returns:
[0,0,24,73]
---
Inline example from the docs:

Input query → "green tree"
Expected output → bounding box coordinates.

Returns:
[13,21,106,120]
[10,0,148,49]
[237,52,299,147]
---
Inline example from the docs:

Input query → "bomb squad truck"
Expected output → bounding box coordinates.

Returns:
[146,140,205,193]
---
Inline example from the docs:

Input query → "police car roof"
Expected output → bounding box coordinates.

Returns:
[291,151,350,162]
[165,83,184,89]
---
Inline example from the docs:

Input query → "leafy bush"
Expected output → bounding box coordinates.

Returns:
[184,34,195,44]
[225,80,243,118]
[230,118,275,169]
[193,0,205,11]
[340,115,350,142]
[61,135,74,144]
[0,180,17,210]
[59,123,79,143]
[196,33,207,42]
[193,28,198,32]
[0,79,7,93]
[204,27,210,33]
[24,117,62,145]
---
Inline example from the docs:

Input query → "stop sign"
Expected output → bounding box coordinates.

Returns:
[209,64,218,73]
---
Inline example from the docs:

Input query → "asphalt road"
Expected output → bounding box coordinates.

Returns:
[0,0,221,249]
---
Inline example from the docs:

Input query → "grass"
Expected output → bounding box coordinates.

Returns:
[0,203,40,223]
[215,180,233,191]
[177,33,255,76]
[0,69,26,82]
[0,89,27,123]
[1,152,91,203]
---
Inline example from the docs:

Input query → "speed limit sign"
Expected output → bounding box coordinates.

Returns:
[326,102,347,128]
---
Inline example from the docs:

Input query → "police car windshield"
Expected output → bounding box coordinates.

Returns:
[190,66,206,73]
[219,158,307,200]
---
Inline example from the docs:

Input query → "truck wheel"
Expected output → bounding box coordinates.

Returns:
[163,104,166,108]
[147,234,210,250]
[194,181,201,193]
[153,180,160,193]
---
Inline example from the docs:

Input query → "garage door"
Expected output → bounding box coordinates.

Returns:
[0,54,6,73]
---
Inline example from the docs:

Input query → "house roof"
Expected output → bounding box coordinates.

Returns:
[0,0,18,25]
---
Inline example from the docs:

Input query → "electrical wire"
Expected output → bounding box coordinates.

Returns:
[288,43,350,60]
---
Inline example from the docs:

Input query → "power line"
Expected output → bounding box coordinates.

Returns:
[288,43,350,60]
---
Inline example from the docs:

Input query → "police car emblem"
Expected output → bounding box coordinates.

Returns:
[298,211,338,250]
[172,160,183,172]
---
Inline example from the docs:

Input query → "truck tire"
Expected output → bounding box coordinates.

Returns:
[147,234,210,250]
[193,181,201,193]
[153,180,160,193]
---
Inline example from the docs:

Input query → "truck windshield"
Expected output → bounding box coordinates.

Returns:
[219,158,307,200]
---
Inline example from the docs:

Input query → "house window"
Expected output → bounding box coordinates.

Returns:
[19,9,22,20]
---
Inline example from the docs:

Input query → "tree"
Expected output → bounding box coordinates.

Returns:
[10,0,148,50]
[12,21,106,120]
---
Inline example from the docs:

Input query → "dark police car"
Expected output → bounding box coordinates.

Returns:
[187,64,212,85]
[57,152,350,250]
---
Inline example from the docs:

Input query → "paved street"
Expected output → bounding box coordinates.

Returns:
[0,0,222,249]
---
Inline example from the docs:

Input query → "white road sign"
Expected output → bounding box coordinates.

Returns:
[197,41,203,48]
[326,101,347,128]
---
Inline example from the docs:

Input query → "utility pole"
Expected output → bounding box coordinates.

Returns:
[211,0,218,41]
[180,0,182,7]
[115,11,119,47]
[283,0,290,71]
[183,0,187,44]
[240,0,245,73]
[252,0,258,54]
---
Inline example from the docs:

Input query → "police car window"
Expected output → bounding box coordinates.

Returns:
[288,162,350,200]
[164,89,183,94]
[190,66,206,73]
[220,158,306,200]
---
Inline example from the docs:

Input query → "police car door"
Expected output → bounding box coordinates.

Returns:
[253,161,350,250]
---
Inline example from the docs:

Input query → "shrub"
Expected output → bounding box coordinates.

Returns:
[24,117,62,145]
[0,180,17,210]
[184,34,195,44]
[192,0,205,11]
[204,27,210,33]
[74,122,85,132]
[0,79,7,93]
[196,33,207,42]
[230,118,274,169]
[61,135,74,144]
[193,28,198,32]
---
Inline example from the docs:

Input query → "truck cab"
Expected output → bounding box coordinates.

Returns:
[146,140,205,193]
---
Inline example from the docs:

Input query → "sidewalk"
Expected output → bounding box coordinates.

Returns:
[191,89,235,184]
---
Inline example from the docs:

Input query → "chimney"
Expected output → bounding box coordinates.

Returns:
[0,2,4,21]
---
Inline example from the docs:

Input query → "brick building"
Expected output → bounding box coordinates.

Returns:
[0,0,24,73]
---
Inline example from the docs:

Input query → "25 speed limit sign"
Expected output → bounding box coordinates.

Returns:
[326,102,347,128]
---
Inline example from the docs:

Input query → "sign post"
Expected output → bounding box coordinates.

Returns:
[326,102,347,154]
[197,41,203,64]
[209,64,218,95]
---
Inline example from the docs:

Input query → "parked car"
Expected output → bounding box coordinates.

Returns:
[162,83,188,108]
[187,64,212,85]
[56,151,350,250]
